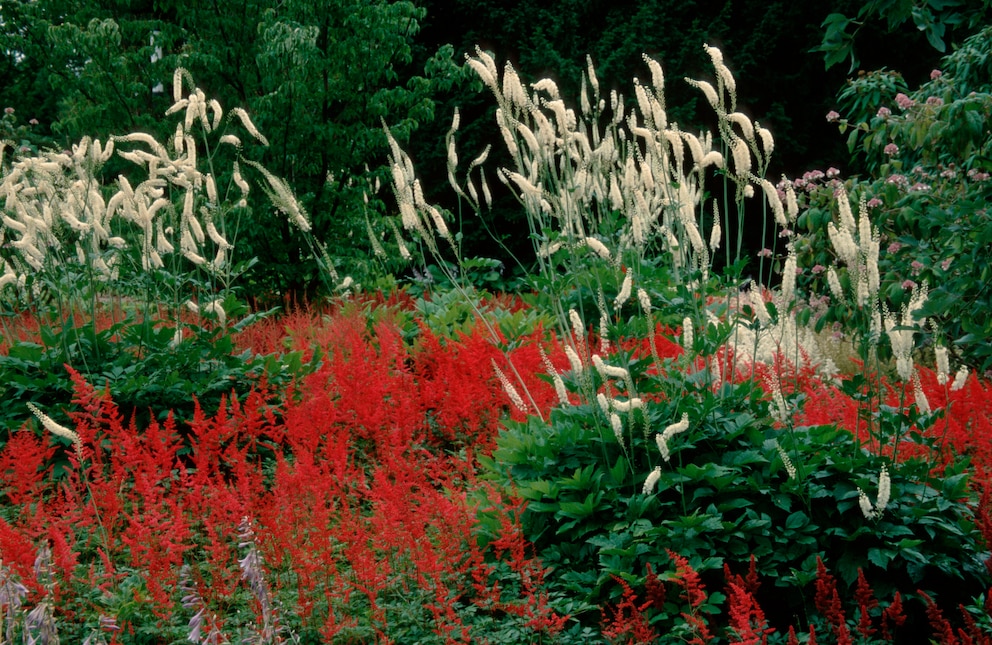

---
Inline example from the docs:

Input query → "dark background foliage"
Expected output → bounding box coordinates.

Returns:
[0,0,986,297]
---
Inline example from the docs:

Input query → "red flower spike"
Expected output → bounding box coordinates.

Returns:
[919,590,959,645]
[667,549,708,609]
[645,563,666,608]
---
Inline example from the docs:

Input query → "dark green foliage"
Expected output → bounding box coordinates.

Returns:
[480,343,988,632]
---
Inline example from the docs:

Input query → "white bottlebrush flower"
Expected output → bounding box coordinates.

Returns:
[637,288,652,315]
[203,299,226,326]
[643,466,663,495]
[569,309,586,341]
[774,440,797,479]
[564,344,584,375]
[492,360,528,414]
[682,317,694,352]
[27,402,82,458]
[913,371,930,415]
[858,465,891,519]
[656,413,690,462]
[611,397,643,413]
[935,346,950,386]
[584,236,612,261]
[826,266,845,302]
[951,366,969,391]
[858,488,875,520]
[614,271,632,308]
[610,413,623,443]
[596,392,610,416]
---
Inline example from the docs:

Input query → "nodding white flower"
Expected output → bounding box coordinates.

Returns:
[591,354,629,381]
[611,397,643,413]
[729,137,751,177]
[756,125,774,157]
[584,236,612,261]
[643,466,663,494]
[27,402,82,458]
[935,346,950,385]
[826,266,845,302]
[858,489,874,519]
[203,299,226,326]
[859,465,891,519]
[836,186,856,232]
[774,440,797,479]
[913,371,930,415]
[564,344,584,375]
[569,309,586,341]
[615,271,632,308]
[610,413,623,443]
[492,360,528,414]
[951,366,969,391]
[637,288,652,315]
[682,317,694,352]
[656,413,690,462]
[709,220,722,253]
[760,179,786,227]
[596,392,610,416]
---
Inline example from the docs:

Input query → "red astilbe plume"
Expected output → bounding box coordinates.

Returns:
[667,549,707,609]
[645,563,666,609]
[726,581,772,645]
[814,557,852,645]
[880,591,906,641]
[667,550,714,644]
[600,575,658,645]
[919,590,959,645]
[854,568,879,639]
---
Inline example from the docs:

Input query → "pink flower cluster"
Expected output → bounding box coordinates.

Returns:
[826,110,841,123]
[884,143,899,156]
[894,93,915,110]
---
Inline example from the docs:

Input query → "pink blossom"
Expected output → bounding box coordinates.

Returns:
[884,143,899,156]
[909,182,930,192]
[811,264,826,274]
[28,118,38,125]
[941,258,953,271]
[876,106,892,118]
[867,197,883,208]
[826,167,840,178]
[779,228,793,238]
[826,110,841,123]
[895,93,915,110]
[930,69,942,80]
[926,96,943,107]
[3,107,12,115]
[901,279,917,290]
[758,248,773,258]
[887,242,902,254]
[886,174,908,187]
[911,260,924,275]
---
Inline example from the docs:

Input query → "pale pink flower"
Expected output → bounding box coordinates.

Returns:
[894,93,915,110]
[811,264,826,274]
[826,167,841,178]
[825,110,840,123]
[930,69,942,80]
[876,106,892,118]
[887,242,902,254]
[758,248,773,258]
[940,258,952,271]
[910,260,924,276]
[884,143,899,156]
[926,96,943,107]
[901,279,917,290]
[867,197,883,208]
